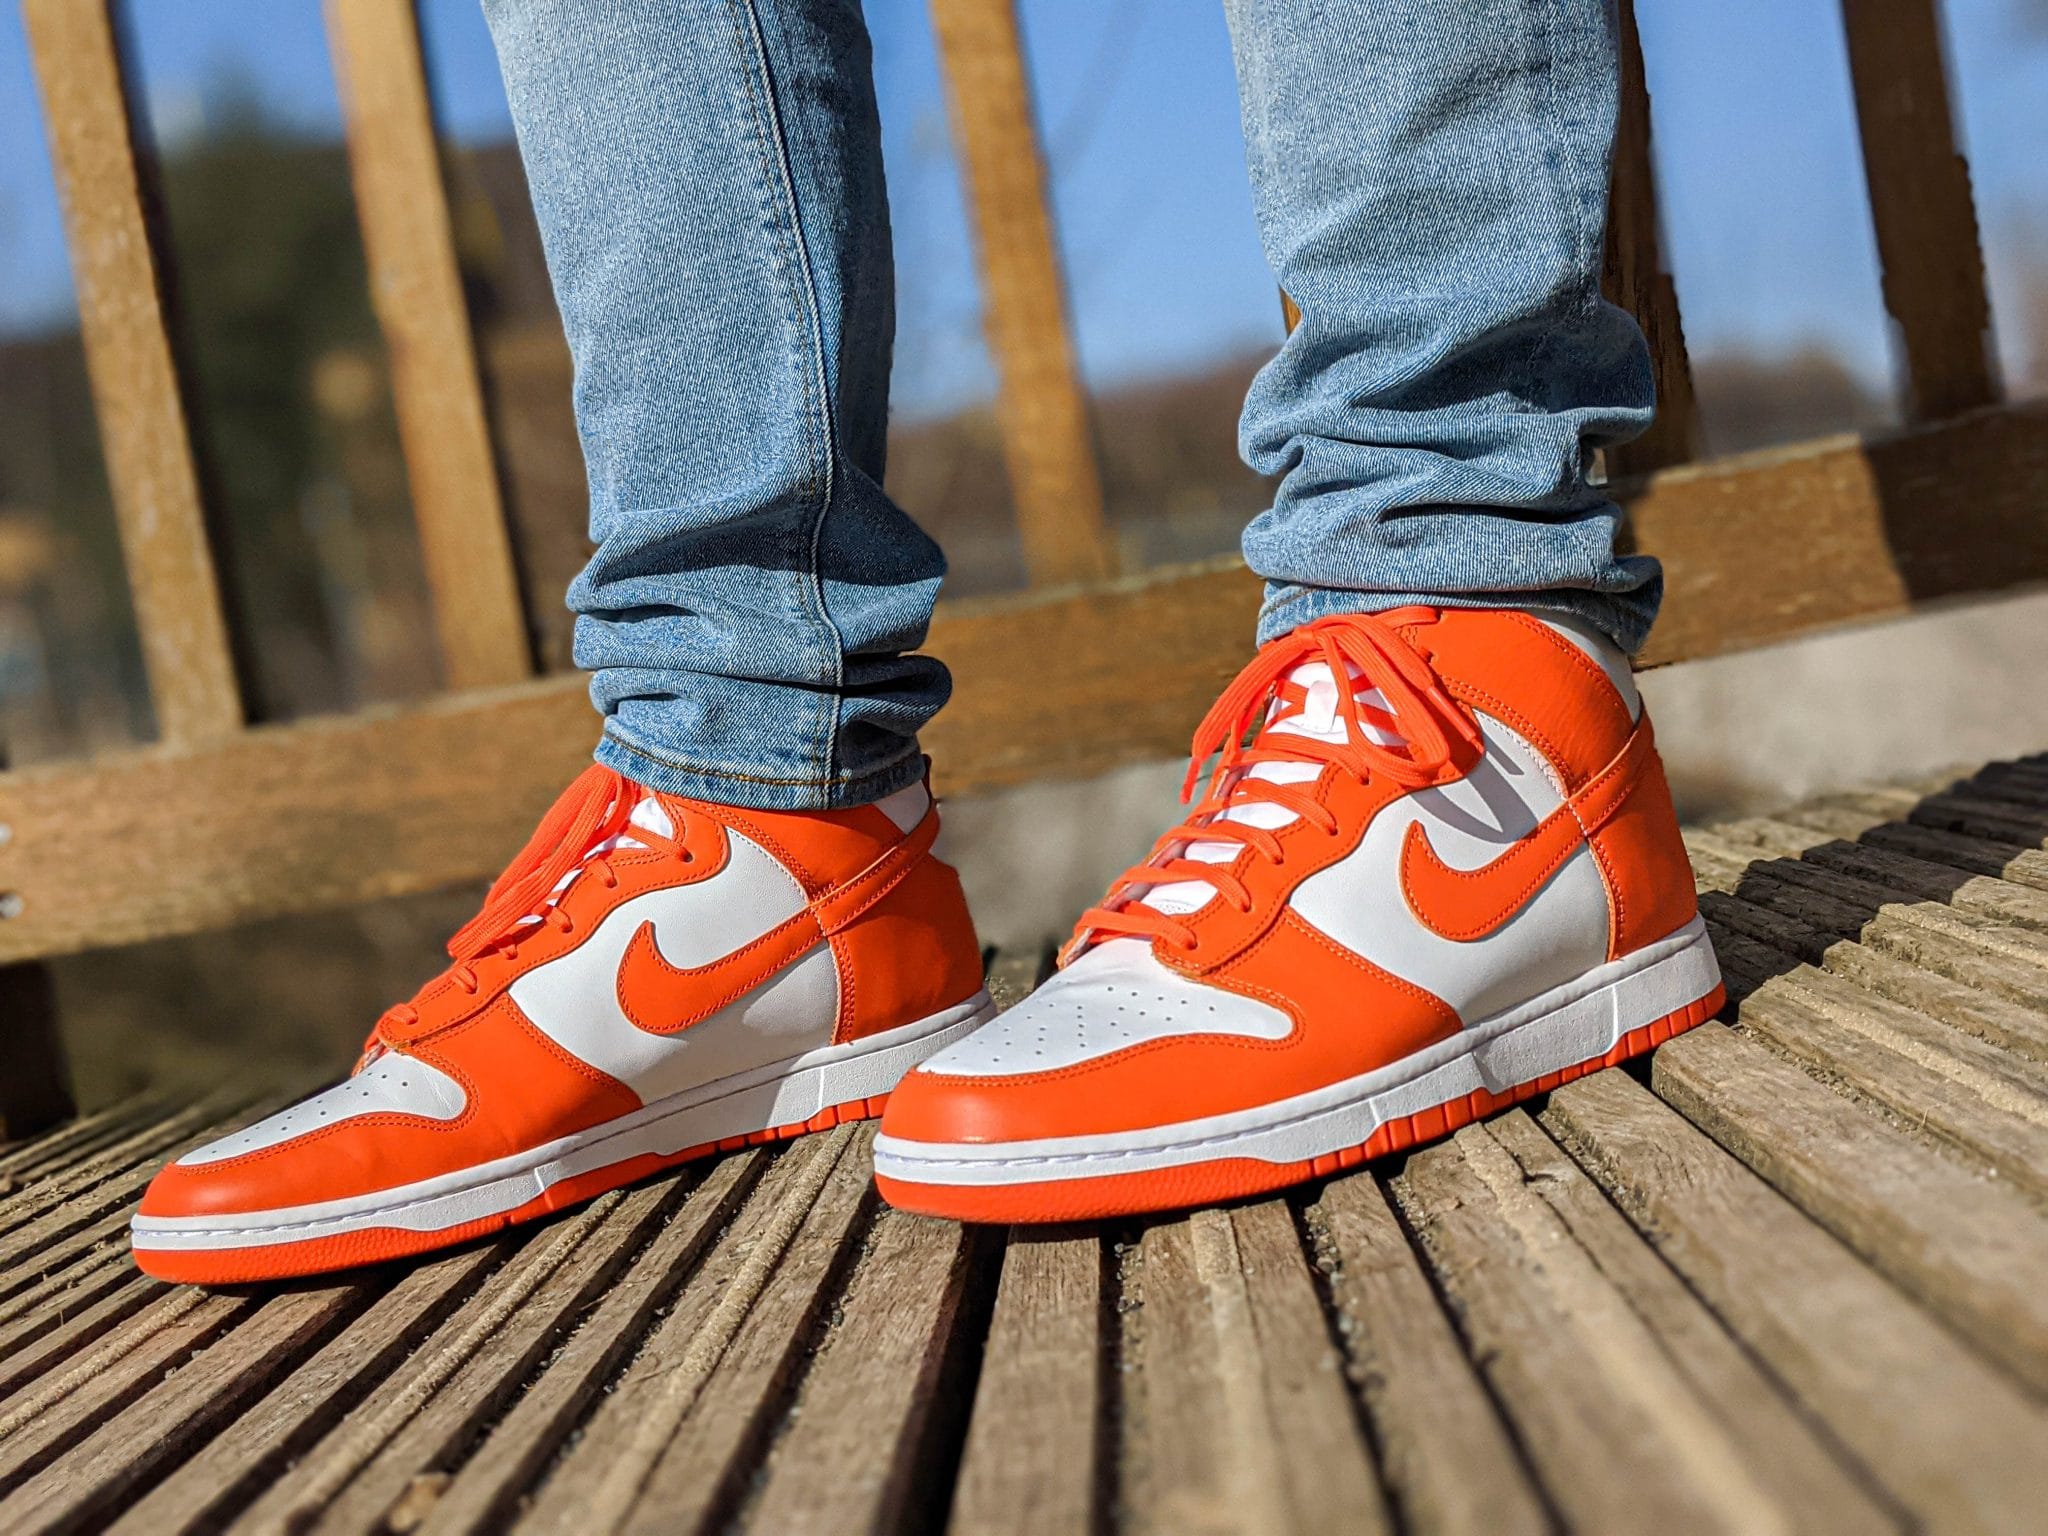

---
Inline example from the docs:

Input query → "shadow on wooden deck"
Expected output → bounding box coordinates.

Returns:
[3,758,2048,1533]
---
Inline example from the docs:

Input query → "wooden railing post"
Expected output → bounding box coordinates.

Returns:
[1839,0,1997,422]
[1603,0,1698,477]
[929,0,1115,587]
[326,0,533,688]
[23,0,245,748]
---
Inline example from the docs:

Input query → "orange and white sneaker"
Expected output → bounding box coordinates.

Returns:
[875,608,1721,1223]
[132,764,992,1283]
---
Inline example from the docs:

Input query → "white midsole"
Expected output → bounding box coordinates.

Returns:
[872,920,1720,1186]
[131,993,997,1252]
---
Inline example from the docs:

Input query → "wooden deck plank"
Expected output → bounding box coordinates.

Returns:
[610,1128,874,1536]
[226,1190,633,1534]
[1481,1112,1894,1531]
[1650,1023,2048,1394]
[741,1206,986,1535]
[1713,821,2048,931]
[0,1280,363,1533]
[408,1154,763,1536]
[1123,1211,1371,1536]
[1193,1202,1388,1535]
[0,1098,233,1243]
[300,1181,687,1536]
[0,1096,168,1183]
[9,762,2048,1527]
[509,1126,867,1536]
[1303,1173,1547,1536]
[0,1267,162,1408]
[108,1245,504,1536]
[948,1228,1105,1536]
[1909,791,2048,849]
[1730,974,2048,1196]
[1545,1069,2048,1530]
[1820,939,2048,1063]
[1392,1125,1794,1534]
[1121,1204,1393,1536]
[0,1288,257,1500]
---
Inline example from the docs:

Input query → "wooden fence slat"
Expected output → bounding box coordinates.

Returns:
[21,0,244,745]
[324,0,532,689]
[1602,0,1698,475]
[929,0,1115,587]
[1839,0,1997,420]
[1544,1069,2048,1531]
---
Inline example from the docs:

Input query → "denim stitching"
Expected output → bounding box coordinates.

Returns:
[600,726,923,795]
[732,0,849,791]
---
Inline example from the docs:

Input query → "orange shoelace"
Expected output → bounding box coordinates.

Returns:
[1070,611,1484,957]
[369,764,686,1051]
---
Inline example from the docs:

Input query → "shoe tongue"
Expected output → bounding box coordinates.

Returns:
[1133,659,1405,919]
[625,795,673,841]
[517,793,670,929]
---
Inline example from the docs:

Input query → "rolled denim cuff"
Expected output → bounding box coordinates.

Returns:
[594,720,929,812]
[1256,572,1662,656]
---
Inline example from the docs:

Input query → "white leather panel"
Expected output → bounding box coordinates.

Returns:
[1289,713,1611,1024]
[919,937,1291,1078]
[177,1052,467,1166]
[508,831,840,1103]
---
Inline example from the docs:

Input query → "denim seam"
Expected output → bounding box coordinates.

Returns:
[600,725,921,792]
[732,0,849,791]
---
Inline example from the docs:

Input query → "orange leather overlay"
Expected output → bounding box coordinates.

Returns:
[1399,721,1655,942]
[882,913,1458,1146]
[614,809,943,1035]
[1585,733,1698,960]
[1404,609,1635,789]
[830,851,986,1045]
[139,999,640,1219]
[718,800,909,897]
[1410,609,1696,960]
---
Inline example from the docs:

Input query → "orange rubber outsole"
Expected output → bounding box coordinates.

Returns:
[131,1090,894,1287]
[875,985,1725,1225]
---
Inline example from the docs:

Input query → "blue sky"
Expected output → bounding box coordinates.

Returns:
[3,0,2045,417]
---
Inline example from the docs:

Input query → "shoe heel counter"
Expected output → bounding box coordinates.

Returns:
[1588,731,1699,960]
[830,851,986,1044]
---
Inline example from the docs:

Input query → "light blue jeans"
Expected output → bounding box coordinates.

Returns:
[482,0,1659,812]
